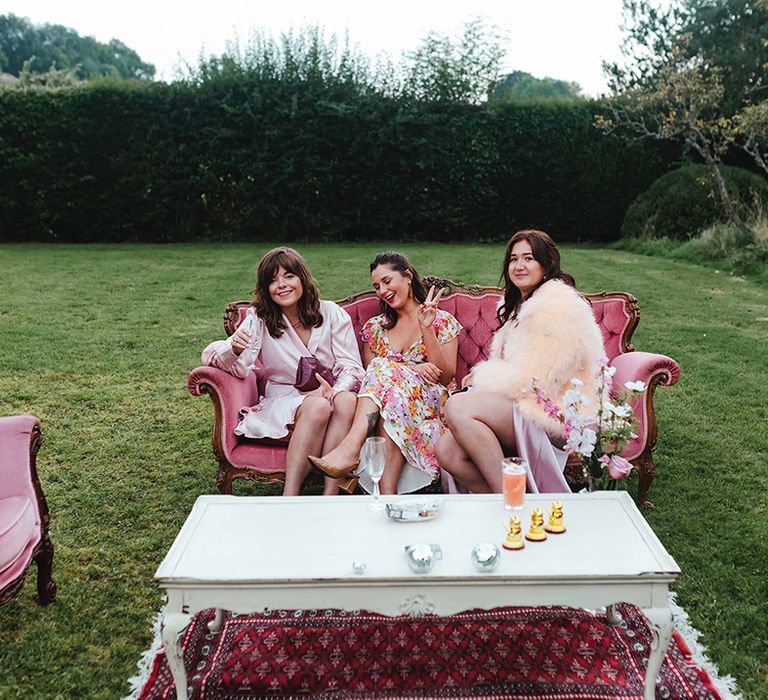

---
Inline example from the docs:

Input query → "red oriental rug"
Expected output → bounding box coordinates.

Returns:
[135,604,722,699]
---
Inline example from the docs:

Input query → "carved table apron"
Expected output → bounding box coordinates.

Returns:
[155,492,679,700]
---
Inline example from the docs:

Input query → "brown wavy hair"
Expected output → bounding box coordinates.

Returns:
[497,229,576,326]
[252,247,323,338]
[370,251,427,329]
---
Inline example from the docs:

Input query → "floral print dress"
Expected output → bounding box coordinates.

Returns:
[357,309,462,494]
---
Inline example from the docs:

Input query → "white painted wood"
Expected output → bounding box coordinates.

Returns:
[155,492,680,697]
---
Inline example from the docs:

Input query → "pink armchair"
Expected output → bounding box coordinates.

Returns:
[189,279,678,505]
[0,415,56,606]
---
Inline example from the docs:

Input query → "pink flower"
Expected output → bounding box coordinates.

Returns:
[543,399,561,420]
[606,455,633,479]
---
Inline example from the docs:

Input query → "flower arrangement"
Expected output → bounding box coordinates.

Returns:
[533,358,646,491]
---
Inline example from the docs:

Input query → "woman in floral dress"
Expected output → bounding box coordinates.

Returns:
[310,251,461,494]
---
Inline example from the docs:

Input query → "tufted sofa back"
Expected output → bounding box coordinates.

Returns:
[224,283,639,384]
[338,289,500,385]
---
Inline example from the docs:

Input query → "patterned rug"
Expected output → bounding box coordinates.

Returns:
[133,603,724,699]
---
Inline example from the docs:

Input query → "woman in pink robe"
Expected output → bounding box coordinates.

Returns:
[202,247,364,496]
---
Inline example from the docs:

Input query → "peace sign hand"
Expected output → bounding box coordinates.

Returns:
[417,286,444,331]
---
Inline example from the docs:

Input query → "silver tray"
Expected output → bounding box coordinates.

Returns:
[385,498,444,522]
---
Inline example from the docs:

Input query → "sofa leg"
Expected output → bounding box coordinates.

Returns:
[634,452,656,510]
[216,461,234,495]
[35,537,56,605]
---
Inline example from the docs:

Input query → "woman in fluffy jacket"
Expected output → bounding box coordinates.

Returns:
[436,229,605,494]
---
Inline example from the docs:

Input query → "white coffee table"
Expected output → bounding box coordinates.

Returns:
[155,492,679,699]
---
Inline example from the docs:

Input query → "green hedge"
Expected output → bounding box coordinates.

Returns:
[0,80,676,242]
[622,164,768,239]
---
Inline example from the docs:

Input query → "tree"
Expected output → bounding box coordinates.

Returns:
[403,19,505,104]
[490,71,583,103]
[599,0,768,225]
[0,13,155,80]
[737,101,768,175]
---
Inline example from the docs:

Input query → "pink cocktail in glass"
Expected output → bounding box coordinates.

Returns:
[502,458,527,510]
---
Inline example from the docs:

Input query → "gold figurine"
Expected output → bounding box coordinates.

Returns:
[544,501,566,534]
[525,508,548,541]
[503,516,525,550]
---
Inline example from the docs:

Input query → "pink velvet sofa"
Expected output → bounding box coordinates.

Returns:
[188,277,679,507]
[0,415,56,606]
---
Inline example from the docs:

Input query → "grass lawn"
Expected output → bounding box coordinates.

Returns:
[0,242,766,699]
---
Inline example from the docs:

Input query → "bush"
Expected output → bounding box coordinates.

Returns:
[621,164,768,240]
[612,208,768,283]
[675,218,768,272]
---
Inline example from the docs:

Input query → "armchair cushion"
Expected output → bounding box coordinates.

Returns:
[0,496,37,571]
[0,415,56,605]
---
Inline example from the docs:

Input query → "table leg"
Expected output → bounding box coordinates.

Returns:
[208,607,225,633]
[643,606,673,700]
[162,610,192,699]
[606,604,623,626]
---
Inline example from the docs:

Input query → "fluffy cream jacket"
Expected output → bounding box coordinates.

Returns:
[471,279,605,439]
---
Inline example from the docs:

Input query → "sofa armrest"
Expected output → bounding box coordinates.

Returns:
[611,351,680,390]
[188,367,261,462]
[0,415,41,499]
[611,351,680,463]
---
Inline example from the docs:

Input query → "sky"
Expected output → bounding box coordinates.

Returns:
[3,0,636,96]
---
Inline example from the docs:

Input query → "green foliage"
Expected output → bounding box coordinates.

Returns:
[678,218,768,271]
[601,0,768,224]
[681,0,768,115]
[622,164,768,239]
[17,59,80,88]
[606,0,767,116]
[402,19,505,104]
[0,13,154,80]
[490,71,584,103]
[0,76,674,243]
[0,244,766,698]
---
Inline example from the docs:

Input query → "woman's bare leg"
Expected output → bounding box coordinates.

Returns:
[283,396,332,496]
[435,429,492,492]
[378,426,405,495]
[440,390,518,492]
[319,391,357,495]
[318,396,380,467]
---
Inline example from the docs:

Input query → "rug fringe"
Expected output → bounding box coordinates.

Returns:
[123,606,164,700]
[668,591,743,700]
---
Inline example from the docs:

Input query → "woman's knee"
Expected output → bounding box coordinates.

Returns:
[332,391,357,420]
[443,393,475,430]
[296,395,332,426]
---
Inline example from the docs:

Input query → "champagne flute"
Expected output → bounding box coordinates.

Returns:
[365,437,386,511]
[247,315,262,356]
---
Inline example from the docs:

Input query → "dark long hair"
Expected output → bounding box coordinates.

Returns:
[370,251,427,329]
[497,230,576,326]
[252,247,323,338]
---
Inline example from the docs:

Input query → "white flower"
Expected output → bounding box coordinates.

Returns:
[575,428,598,457]
[562,388,587,408]
[624,380,646,392]
[610,402,633,418]
[604,365,617,377]
[570,378,584,387]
